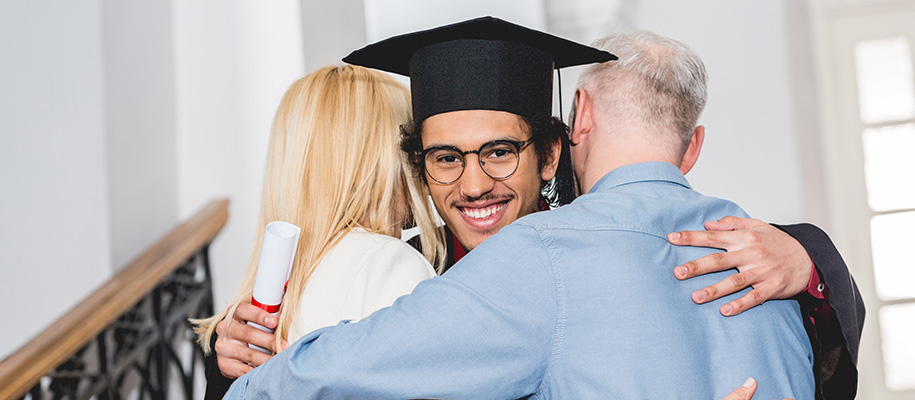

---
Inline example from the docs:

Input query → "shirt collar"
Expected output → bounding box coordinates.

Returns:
[588,161,692,194]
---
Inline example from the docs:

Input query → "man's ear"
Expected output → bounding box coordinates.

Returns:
[541,137,562,181]
[569,88,593,146]
[679,125,705,175]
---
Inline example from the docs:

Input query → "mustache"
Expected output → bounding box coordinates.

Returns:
[451,193,513,207]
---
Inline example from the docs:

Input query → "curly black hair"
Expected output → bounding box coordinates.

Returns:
[400,114,576,207]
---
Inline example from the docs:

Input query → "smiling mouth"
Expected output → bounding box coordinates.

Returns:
[458,202,507,220]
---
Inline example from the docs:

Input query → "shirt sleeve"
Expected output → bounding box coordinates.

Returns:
[203,333,235,400]
[805,262,827,301]
[800,263,836,331]
[225,223,558,399]
[772,223,864,399]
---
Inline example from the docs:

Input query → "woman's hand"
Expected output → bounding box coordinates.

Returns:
[214,303,288,378]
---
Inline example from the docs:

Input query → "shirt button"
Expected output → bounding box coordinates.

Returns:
[817,283,825,292]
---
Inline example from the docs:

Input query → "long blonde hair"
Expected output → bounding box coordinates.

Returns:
[192,65,445,353]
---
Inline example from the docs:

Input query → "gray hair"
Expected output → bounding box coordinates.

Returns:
[577,30,708,154]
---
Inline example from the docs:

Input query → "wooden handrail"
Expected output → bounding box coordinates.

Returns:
[0,199,229,400]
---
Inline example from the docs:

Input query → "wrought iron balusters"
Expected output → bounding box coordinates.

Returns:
[22,246,215,400]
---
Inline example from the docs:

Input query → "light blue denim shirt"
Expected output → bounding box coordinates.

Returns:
[226,161,814,399]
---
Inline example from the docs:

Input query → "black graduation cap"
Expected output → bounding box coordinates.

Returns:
[343,16,616,123]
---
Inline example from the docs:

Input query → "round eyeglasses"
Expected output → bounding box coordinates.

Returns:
[418,138,533,184]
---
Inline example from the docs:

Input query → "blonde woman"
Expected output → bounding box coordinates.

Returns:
[192,65,445,397]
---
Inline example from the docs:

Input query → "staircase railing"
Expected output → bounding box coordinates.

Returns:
[0,199,229,399]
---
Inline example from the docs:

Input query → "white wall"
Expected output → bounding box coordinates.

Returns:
[632,0,806,223]
[0,1,112,358]
[173,0,306,308]
[300,0,368,70]
[365,0,547,41]
[102,0,179,269]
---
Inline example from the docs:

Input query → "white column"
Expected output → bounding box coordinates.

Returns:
[101,0,180,269]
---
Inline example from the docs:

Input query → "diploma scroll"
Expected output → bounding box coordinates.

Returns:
[248,221,301,354]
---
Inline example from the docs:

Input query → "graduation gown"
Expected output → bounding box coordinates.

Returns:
[775,224,865,400]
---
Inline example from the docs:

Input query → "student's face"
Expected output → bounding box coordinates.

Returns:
[421,110,547,251]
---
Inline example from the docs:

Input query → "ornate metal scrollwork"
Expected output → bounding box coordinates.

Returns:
[22,246,215,400]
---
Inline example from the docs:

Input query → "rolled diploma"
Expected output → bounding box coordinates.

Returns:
[248,221,301,354]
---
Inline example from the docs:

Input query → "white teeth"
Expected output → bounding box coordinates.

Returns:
[461,203,506,220]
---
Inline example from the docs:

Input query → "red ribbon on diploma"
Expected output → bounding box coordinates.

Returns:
[251,297,280,313]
